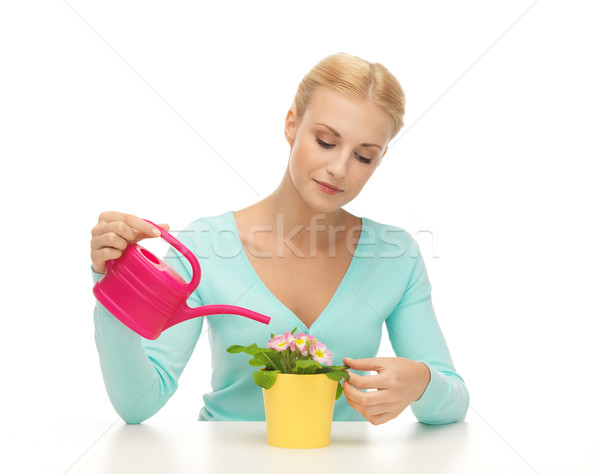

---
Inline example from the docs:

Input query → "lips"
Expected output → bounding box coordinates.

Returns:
[315,180,342,192]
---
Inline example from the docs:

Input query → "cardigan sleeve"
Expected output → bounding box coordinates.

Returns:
[385,243,469,425]
[91,225,204,424]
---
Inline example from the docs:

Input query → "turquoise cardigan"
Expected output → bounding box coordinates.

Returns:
[92,210,469,423]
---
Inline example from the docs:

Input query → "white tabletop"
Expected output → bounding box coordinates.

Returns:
[1,415,597,473]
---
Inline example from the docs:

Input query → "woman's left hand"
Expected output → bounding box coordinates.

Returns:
[342,356,431,425]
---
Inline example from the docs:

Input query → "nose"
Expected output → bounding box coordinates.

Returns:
[325,148,349,179]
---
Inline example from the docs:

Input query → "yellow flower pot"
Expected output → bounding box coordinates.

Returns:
[262,373,338,449]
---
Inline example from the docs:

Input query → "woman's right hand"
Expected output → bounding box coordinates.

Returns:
[90,211,170,274]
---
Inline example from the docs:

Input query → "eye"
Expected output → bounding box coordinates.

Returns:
[315,137,334,149]
[316,137,373,164]
[356,154,372,164]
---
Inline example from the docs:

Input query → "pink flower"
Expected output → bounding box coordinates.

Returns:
[283,331,295,346]
[267,334,289,351]
[289,332,309,356]
[309,341,332,366]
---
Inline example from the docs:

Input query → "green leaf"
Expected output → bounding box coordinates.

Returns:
[294,359,319,369]
[319,366,351,381]
[226,343,262,355]
[335,381,344,400]
[248,351,282,371]
[261,350,284,372]
[244,343,262,355]
[248,358,267,367]
[325,371,345,382]
[226,344,245,353]
[254,370,279,389]
[293,359,320,374]
[291,327,298,335]
[324,365,349,372]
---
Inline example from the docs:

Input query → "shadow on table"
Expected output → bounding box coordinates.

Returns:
[204,421,370,472]
[204,420,469,473]
[88,420,469,473]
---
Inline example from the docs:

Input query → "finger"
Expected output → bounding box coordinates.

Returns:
[361,401,397,419]
[343,356,388,372]
[347,371,389,390]
[343,383,384,418]
[98,211,160,239]
[343,382,362,411]
[92,221,137,242]
[368,411,397,426]
[123,214,163,240]
[344,381,389,405]
[90,230,130,252]
[91,246,123,269]
[343,380,369,406]
[97,210,131,224]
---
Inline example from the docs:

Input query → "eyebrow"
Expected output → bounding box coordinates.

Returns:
[315,123,383,150]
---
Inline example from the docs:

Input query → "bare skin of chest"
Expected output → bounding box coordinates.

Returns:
[244,248,353,329]
[233,206,361,330]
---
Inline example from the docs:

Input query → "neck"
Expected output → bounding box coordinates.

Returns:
[255,169,359,257]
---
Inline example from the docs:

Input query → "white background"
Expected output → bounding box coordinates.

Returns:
[1,0,599,471]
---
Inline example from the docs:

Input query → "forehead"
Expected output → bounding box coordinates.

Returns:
[304,87,392,144]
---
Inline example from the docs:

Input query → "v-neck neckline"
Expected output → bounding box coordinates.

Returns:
[225,210,366,333]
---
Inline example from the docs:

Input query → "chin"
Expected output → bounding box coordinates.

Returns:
[306,194,350,215]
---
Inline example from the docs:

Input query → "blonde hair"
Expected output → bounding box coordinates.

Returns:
[291,52,406,143]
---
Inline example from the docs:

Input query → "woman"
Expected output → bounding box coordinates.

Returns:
[90,52,469,425]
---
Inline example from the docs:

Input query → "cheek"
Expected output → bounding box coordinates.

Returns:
[288,144,306,187]
[346,166,376,194]
[290,139,318,171]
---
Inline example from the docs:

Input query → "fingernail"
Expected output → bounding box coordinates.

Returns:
[152,228,160,236]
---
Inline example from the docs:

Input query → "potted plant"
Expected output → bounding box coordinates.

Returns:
[227,327,351,449]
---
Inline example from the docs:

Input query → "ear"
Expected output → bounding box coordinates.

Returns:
[284,107,298,147]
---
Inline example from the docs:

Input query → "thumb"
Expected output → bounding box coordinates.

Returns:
[157,223,170,232]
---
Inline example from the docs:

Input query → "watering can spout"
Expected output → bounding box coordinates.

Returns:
[165,303,271,331]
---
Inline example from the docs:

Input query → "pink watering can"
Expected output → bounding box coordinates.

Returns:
[93,219,271,339]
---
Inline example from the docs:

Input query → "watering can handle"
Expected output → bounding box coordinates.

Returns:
[142,218,200,291]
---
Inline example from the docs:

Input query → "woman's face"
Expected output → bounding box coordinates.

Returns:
[285,86,393,214]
